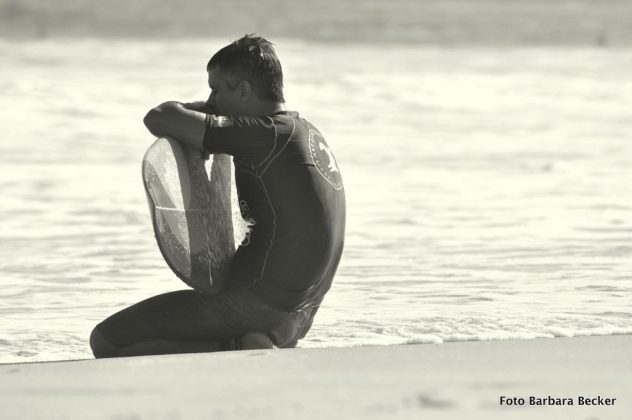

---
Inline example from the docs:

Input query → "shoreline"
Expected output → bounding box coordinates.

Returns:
[1,0,631,46]
[2,334,630,419]
[2,35,630,49]
[1,333,631,366]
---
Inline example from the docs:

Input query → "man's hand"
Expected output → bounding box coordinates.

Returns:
[143,101,207,150]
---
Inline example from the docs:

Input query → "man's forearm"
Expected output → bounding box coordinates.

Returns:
[183,100,215,114]
[143,101,207,149]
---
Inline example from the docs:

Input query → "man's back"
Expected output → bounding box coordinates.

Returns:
[204,111,346,311]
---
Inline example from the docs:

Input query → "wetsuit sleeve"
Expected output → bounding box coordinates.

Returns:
[203,115,276,163]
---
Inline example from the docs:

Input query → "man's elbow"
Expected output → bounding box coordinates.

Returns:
[143,108,163,137]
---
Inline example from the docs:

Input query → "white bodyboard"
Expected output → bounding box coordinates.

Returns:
[142,137,246,290]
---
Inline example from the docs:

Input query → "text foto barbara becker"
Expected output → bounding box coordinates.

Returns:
[500,396,616,406]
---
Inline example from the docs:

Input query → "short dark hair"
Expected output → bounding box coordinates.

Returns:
[207,34,285,103]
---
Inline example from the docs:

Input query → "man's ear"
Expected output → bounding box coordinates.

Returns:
[238,80,252,102]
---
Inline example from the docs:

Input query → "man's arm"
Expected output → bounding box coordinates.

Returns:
[182,100,215,114]
[143,101,207,149]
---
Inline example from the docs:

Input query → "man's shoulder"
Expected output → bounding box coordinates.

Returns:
[271,111,324,138]
[270,110,299,124]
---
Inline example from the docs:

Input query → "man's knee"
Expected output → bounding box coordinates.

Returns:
[90,326,120,358]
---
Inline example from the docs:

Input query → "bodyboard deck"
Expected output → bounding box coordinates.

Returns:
[142,137,244,290]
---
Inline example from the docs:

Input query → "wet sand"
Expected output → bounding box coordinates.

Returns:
[2,335,630,419]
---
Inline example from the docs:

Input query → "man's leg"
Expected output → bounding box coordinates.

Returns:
[90,327,223,358]
[90,290,225,358]
[90,288,281,358]
[91,326,273,357]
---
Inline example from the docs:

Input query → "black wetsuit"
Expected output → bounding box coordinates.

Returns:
[93,111,345,354]
[203,111,346,311]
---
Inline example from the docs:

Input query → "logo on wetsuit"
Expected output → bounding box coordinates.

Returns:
[308,129,343,190]
[210,115,233,127]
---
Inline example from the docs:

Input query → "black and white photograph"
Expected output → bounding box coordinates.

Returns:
[0,0,630,418]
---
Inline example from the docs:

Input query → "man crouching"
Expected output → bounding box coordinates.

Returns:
[90,34,346,357]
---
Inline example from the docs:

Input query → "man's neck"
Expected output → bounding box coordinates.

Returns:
[250,101,285,116]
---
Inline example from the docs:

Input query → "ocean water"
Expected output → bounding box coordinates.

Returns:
[0,39,631,363]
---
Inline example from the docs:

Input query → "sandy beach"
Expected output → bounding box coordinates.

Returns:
[0,3,631,416]
[2,335,630,419]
